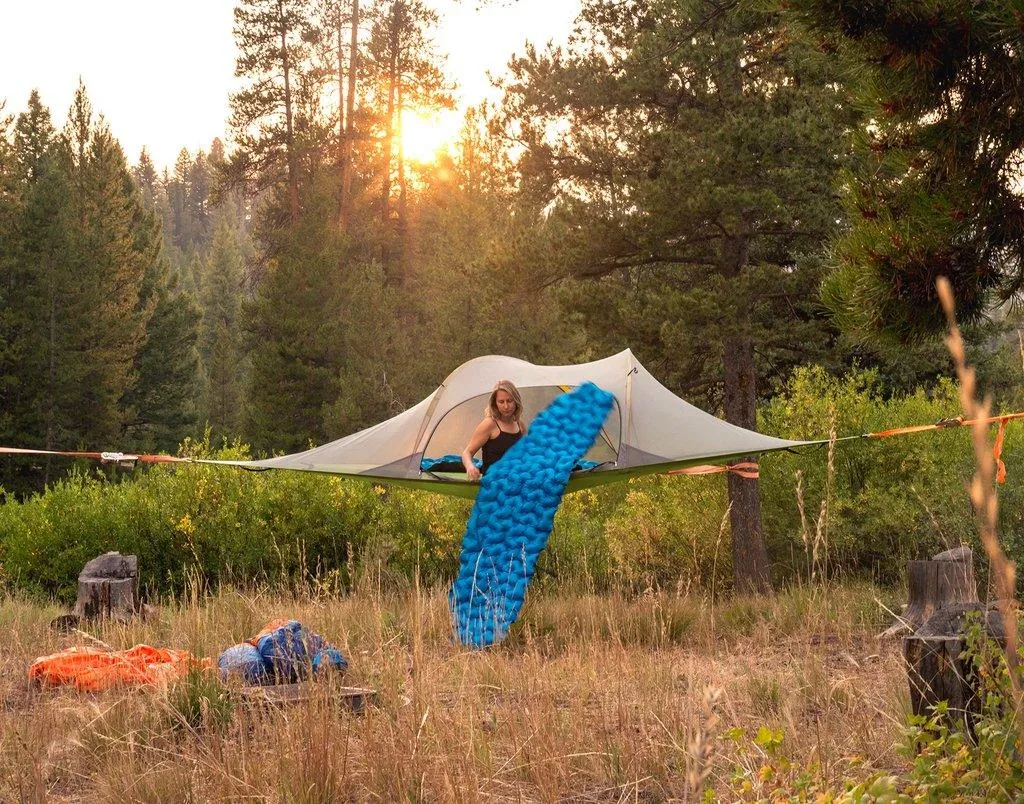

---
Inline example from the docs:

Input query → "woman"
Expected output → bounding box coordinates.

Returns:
[461,380,526,481]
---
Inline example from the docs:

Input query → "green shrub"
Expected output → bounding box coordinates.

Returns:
[759,366,1020,583]
[0,437,470,602]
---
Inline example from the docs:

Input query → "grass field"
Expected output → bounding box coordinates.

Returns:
[1,582,910,801]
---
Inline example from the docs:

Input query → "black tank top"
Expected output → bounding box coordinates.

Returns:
[480,420,522,474]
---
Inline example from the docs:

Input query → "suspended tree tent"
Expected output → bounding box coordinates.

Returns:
[202,349,818,498]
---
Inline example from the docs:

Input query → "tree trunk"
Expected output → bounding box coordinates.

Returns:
[336,2,346,218]
[278,0,300,224]
[905,549,978,626]
[380,5,400,272]
[718,226,771,595]
[396,79,408,284]
[904,635,982,734]
[45,289,56,485]
[903,600,1007,737]
[338,0,359,231]
[723,334,772,594]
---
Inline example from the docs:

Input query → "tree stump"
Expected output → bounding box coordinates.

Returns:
[74,552,139,620]
[879,545,978,638]
[903,602,1007,735]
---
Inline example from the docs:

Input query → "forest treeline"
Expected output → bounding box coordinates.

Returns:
[2,0,1023,590]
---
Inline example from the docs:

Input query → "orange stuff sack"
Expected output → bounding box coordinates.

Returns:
[29,645,201,692]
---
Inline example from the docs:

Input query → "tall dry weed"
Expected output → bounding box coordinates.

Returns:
[937,275,1022,747]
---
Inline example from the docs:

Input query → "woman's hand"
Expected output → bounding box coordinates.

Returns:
[465,464,481,482]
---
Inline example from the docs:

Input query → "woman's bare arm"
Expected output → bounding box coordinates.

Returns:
[461,418,495,481]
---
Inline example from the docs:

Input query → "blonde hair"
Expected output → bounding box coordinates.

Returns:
[485,379,524,429]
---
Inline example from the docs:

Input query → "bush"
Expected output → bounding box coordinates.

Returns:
[760,365,1023,583]
[0,436,470,603]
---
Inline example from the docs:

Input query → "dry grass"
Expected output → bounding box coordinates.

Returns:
[1,582,908,801]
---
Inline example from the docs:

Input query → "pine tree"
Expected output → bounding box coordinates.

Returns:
[230,0,313,223]
[123,272,201,452]
[790,0,1024,343]
[243,216,347,452]
[9,91,70,464]
[499,0,856,592]
[199,216,247,437]
[0,102,23,463]
[121,176,200,452]
[57,88,151,449]
[188,150,212,243]
[167,147,193,251]
[133,148,158,208]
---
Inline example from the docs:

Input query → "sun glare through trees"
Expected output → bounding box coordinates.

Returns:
[399,107,460,164]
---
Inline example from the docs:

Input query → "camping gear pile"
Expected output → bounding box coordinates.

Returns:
[28,619,346,692]
[217,619,348,684]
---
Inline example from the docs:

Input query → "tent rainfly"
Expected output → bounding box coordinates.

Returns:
[204,349,816,499]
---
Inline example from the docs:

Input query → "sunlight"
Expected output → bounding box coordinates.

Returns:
[400,109,461,164]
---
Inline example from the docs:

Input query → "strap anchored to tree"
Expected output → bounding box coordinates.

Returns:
[0,446,190,468]
[669,460,759,479]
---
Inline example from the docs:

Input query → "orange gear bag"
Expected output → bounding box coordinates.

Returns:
[29,644,203,692]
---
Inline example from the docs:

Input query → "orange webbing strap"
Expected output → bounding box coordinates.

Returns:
[865,411,1023,484]
[865,411,1024,440]
[995,417,1009,485]
[669,461,759,479]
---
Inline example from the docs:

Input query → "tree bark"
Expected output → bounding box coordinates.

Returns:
[879,545,979,637]
[74,551,139,620]
[278,0,300,224]
[723,334,772,594]
[396,78,408,284]
[339,0,359,230]
[380,4,401,273]
[903,635,982,734]
[904,552,978,626]
[336,1,346,209]
[903,601,1007,737]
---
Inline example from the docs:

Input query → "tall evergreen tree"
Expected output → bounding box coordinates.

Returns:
[199,216,247,437]
[4,86,190,467]
[230,0,313,223]
[9,91,72,465]
[133,148,158,209]
[791,0,1024,344]
[0,102,23,464]
[121,181,200,452]
[499,0,856,592]
[317,0,362,229]
[243,215,347,452]
[57,88,151,449]
[123,269,201,452]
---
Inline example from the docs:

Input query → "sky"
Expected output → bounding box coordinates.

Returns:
[1,0,580,172]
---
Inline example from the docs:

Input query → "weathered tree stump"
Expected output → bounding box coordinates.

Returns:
[903,602,1007,735]
[879,545,978,638]
[74,551,139,620]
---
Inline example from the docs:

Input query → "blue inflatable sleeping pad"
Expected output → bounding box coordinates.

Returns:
[449,382,614,647]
